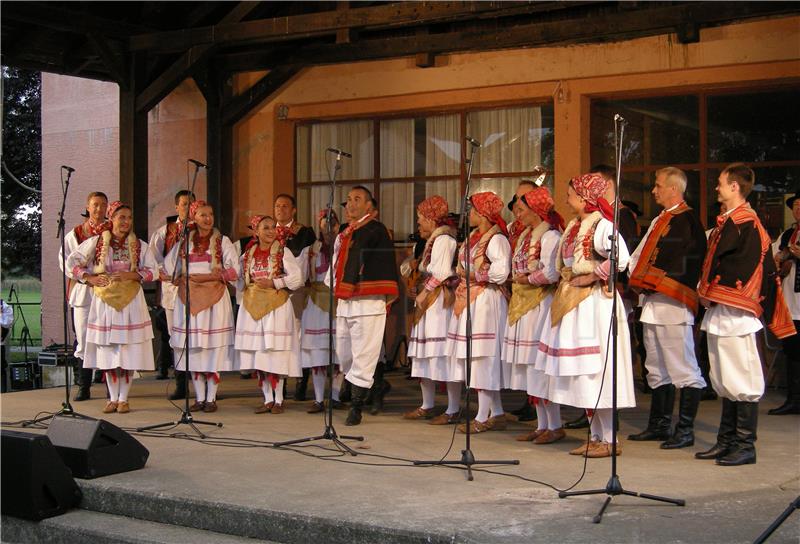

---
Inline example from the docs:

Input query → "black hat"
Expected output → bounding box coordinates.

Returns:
[787,191,800,210]
[507,194,519,211]
[621,200,642,217]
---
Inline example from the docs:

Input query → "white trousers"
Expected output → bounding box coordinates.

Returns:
[708,332,765,402]
[336,313,386,389]
[73,305,90,360]
[643,324,706,389]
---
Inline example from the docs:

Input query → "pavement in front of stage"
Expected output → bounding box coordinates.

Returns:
[1,370,799,544]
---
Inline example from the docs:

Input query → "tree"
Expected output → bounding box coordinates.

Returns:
[1,66,42,279]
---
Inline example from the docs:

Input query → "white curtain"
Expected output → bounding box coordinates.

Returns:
[310,120,373,182]
[380,119,414,178]
[309,183,363,229]
[296,125,311,183]
[426,114,460,176]
[466,106,542,174]
[380,183,414,240]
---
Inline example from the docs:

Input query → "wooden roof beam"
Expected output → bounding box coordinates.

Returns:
[221,66,302,126]
[2,2,153,38]
[128,2,559,53]
[134,2,261,114]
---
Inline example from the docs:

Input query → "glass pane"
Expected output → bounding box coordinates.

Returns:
[309,120,373,181]
[420,178,461,217]
[706,166,799,238]
[379,182,415,241]
[425,114,461,176]
[708,90,800,163]
[466,105,553,174]
[591,96,699,167]
[304,183,373,226]
[380,119,414,178]
[297,185,311,227]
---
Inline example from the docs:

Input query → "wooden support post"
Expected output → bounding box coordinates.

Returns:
[119,52,149,239]
[206,69,234,236]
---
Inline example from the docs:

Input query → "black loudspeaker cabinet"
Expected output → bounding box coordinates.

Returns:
[46,416,150,479]
[1,430,82,520]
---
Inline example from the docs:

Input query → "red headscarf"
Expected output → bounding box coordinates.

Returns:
[522,187,565,231]
[248,214,269,233]
[189,200,210,220]
[570,173,613,221]
[317,207,339,225]
[417,195,449,226]
[106,200,130,219]
[470,191,508,235]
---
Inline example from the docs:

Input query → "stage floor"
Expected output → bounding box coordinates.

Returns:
[1,369,799,543]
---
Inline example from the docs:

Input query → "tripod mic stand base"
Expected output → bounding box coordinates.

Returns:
[414,449,519,481]
[272,425,364,456]
[136,412,223,439]
[559,474,685,523]
[21,405,92,427]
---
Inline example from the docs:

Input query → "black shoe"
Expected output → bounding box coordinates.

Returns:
[512,402,537,422]
[564,412,590,429]
[767,401,800,415]
[701,388,718,401]
[346,384,366,426]
[156,371,169,380]
[73,386,91,402]
[93,370,104,384]
[628,384,675,441]
[661,387,702,449]
[169,389,186,401]
[696,398,737,460]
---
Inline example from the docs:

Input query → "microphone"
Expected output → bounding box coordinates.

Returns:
[188,159,208,169]
[326,147,352,158]
[465,136,482,148]
[614,114,627,125]
[61,165,75,173]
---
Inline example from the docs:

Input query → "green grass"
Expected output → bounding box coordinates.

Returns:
[3,276,42,349]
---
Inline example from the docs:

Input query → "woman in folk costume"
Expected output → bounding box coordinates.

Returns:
[500,187,567,445]
[67,201,156,414]
[536,173,635,458]
[236,215,304,414]
[165,200,239,414]
[446,191,512,433]
[404,196,461,424]
[301,209,346,414]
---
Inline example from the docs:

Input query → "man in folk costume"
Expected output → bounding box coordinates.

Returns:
[446,191,512,434]
[147,190,194,399]
[326,186,399,426]
[627,167,708,449]
[696,164,796,466]
[235,215,304,414]
[403,196,460,424]
[274,193,317,402]
[67,202,156,413]
[769,191,800,415]
[301,209,347,413]
[60,191,111,401]
[536,173,635,458]
[502,188,566,445]
[165,200,239,413]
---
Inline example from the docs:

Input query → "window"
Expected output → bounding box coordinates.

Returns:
[591,88,800,238]
[295,104,554,241]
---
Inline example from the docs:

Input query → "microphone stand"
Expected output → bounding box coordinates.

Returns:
[558,116,684,521]
[24,167,90,426]
[273,149,363,454]
[138,160,222,438]
[413,139,519,480]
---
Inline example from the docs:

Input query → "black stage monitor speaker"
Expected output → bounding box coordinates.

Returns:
[1,430,82,520]
[46,416,149,479]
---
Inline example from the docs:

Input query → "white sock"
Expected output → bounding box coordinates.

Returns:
[535,401,548,431]
[446,382,462,415]
[192,374,206,402]
[420,378,436,410]
[106,371,120,402]
[118,370,132,402]
[261,379,274,404]
[205,376,219,402]
[312,370,326,403]
[589,410,602,442]
[274,378,285,405]
[546,402,562,430]
[490,390,504,418]
[476,390,492,422]
[332,372,343,401]
[597,408,614,443]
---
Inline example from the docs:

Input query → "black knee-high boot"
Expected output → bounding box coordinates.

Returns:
[661,387,702,449]
[717,401,758,466]
[346,384,367,426]
[695,397,737,459]
[294,367,310,401]
[74,367,93,401]
[628,384,675,441]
